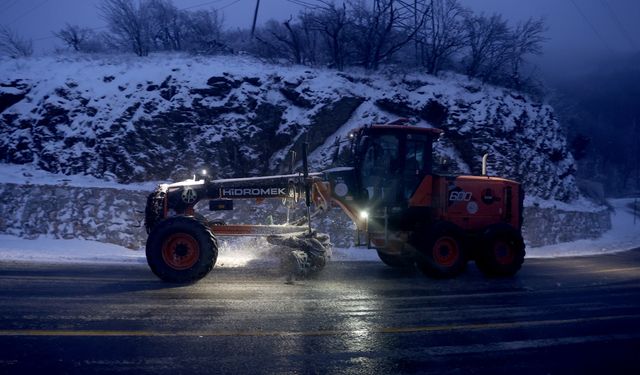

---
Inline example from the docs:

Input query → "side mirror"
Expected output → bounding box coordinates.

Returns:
[439,157,451,173]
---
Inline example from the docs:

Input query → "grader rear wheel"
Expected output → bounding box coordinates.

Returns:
[475,224,525,277]
[412,222,467,278]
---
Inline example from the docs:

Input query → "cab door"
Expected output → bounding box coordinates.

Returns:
[403,133,432,201]
[359,133,401,209]
[359,131,433,207]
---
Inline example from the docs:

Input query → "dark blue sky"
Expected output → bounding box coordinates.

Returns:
[1,0,638,75]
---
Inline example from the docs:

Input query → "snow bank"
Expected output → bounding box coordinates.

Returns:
[0,235,145,265]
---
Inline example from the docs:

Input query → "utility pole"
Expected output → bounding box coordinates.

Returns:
[430,0,435,73]
[251,0,260,38]
[635,118,639,194]
[635,117,639,224]
[414,0,418,66]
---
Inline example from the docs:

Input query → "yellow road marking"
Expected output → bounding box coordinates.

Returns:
[0,314,637,338]
[591,267,640,274]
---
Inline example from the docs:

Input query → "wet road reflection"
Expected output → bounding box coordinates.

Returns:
[0,249,639,374]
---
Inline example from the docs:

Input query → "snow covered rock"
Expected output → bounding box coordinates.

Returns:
[1,54,578,202]
[0,80,29,114]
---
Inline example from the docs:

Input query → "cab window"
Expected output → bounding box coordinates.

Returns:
[404,134,431,199]
[361,134,399,203]
[406,134,431,174]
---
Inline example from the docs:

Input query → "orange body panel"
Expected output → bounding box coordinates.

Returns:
[409,175,522,232]
[210,225,256,236]
[408,175,433,207]
[210,224,307,237]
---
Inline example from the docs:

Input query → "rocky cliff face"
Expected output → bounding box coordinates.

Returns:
[1,54,578,202]
[0,183,146,249]
[0,181,609,250]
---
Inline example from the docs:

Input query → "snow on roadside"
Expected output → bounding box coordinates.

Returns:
[526,198,640,258]
[0,235,145,265]
[0,163,158,191]
[0,199,637,266]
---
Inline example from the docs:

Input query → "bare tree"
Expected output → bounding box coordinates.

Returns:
[98,0,153,56]
[95,31,120,52]
[347,0,429,70]
[281,16,305,64]
[53,23,94,52]
[462,13,510,80]
[306,1,349,69]
[298,11,323,65]
[182,9,226,54]
[147,0,183,51]
[250,20,288,61]
[0,26,33,58]
[255,17,311,64]
[506,17,546,90]
[419,0,468,75]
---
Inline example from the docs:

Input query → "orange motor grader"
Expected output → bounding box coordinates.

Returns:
[144,123,525,283]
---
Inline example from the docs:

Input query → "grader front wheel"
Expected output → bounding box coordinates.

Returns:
[146,216,218,283]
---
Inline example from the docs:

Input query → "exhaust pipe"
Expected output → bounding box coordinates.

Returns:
[482,153,489,176]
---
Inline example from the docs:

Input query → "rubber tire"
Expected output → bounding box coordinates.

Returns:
[146,216,217,283]
[376,250,414,268]
[412,222,467,278]
[475,224,525,277]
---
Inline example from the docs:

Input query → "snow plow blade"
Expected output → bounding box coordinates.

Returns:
[267,232,332,279]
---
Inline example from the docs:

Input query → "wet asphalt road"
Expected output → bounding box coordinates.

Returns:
[0,249,639,375]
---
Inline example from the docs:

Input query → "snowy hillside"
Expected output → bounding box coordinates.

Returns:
[1,54,577,201]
